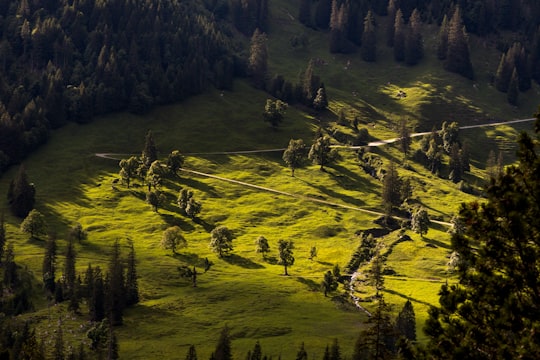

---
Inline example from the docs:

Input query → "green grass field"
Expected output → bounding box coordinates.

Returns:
[1,3,539,358]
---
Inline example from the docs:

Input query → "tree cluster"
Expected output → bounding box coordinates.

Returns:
[0,0,236,174]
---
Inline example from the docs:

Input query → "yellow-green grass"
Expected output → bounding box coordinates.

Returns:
[1,3,539,356]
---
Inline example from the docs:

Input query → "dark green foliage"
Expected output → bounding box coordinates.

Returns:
[440,121,460,154]
[20,209,46,240]
[141,130,158,168]
[411,207,430,237]
[42,235,56,295]
[3,243,17,289]
[53,324,64,360]
[107,328,119,360]
[283,139,307,176]
[436,15,448,60]
[330,338,341,360]
[399,119,411,155]
[395,300,416,342]
[361,11,377,62]
[167,150,184,177]
[404,9,423,66]
[0,214,5,265]
[69,222,87,243]
[298,0,311,26]
[255,236,270,258]
[186,345,198,360]
[302,59,321,105]
[65,239,79,312]
[321,270,338,296]
[393,9,406,62]
[386,0,397,47]
[7,165,35,218]
[449,143,463,183]
[214,326,232,360]
[125,241,139,307]
[382,162,405,215]
[507,68,519,105]
[119,156,140,188]
[315,0,332,29]
[210,226,234,258]
[89,266,105,322]
[444,7,474,79]
[146,190,165,213]
[308,135,333,171]
[296,342,308,360]
[278,239,295,275]
[249,29,268,89]
[107,240,125,326]
[263,99,288,128]
[425,110,540,359]
[313,85,329,111]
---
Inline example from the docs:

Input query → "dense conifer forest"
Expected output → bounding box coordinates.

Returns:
[1,0,540,358]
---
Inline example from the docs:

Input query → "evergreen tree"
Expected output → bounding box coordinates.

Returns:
[296,342,308,360]
[321,270,338,296]
[90,266,106,322]
[395,300,416,342]
[125,240,139,306]
[411,207,430,237]
[404,9,423,66]
[393,9,406,62]
[298,0,311,27]
[425,109,540,359]
[386,0,397,47]
[0,213,5,265]
[65,239,79,312]
[250,341,262,360]
[141,130,158,168]
[436,15,449,60]
[185,345,198,360]
[444,7,474,79]
[399,119,411,155]
[302,59,320,104]
[507,68,519,105]
[449,143,463,183]
[107,327,119,360]
[248,29,268,89]
[460,142,471,173]
[53,323,65,360]
[382,162,403,215]
[3,243,17,289]
[107,240,125,326]
[7,165,35,218]
[214,326,232,360]
[43,234,57,295]
[315,0,332,29]
[313,85,328,111]
[69,222,87,243]
[282,139,307,176]
[495,53,512,92]
[361,11,376,62]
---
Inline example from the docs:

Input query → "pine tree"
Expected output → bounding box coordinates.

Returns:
[399,119,411,155]
[43,234,57,295]
[404,9,423,66]
[64,239,79,312]
[436,15,448,60]
[0,213,6,265]
[141,130,158,168]
[7,164,35,218]
[107,240,125,326]
[395,300,416,342]
[315,0,332,29]
[495,53,512,92]
[185,345,198,360]
[444,7,474,79]
[386,0,397,47]
[425,109,540,359]
[507,67,519,105]
[53,323,65,360]
[125,240,139,306]
[361,11,376,62]
[298,0,311,27]
[90,266,106,322]
[393,9,406,62]
[214,326,232,360]
[382,162,402,215]
[302,59,320,104]
[449,143,463,183]
[248,29,268,89]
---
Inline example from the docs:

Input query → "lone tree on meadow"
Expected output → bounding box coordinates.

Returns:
[411,207,430,237]
[278,239,295,275]
[166,150,184,176]
[282,139,307,176]
[210,226,234,258]
[8,164,35,218]
[69,222,87,243]
[263,99,288,128]
[20,209,46,240]
[321,270,338,297]
[161,226,187,254]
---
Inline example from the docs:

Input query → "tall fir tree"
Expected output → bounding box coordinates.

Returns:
[507,68,519,105]
[107,240,125,326]
[436,15,448,60]
[141,130,158,168]
[386,0,397,47]
[444,7,474,79]
[0,213,5,265]
[213,326,232,360]
[495,53,512,92]
[125,240,139,306]
[395,300,416,342]
[425,109,540,359]
[90,266,106,322]
[404,9,423,66]
[7,164,35,218]
[64,239,79,312]
[361,11,377,62]
[42,234,57,295]
[393,9,406,62]
[248,29,268,89]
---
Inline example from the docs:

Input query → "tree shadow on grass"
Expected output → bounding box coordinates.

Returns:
[296,276,321,292]
[179,176,220,197]
[222,254,265,269]
[383,287,434,307]
[159,213,195,232]
[421,236,451,250]
[172,252,205,267]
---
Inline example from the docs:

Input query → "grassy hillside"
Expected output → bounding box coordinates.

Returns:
[1,3,538,359]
